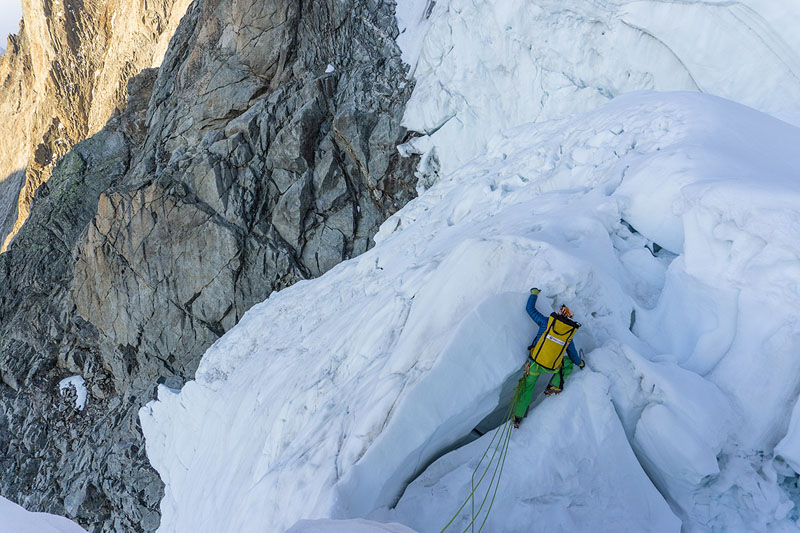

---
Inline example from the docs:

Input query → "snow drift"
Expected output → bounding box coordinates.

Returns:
[141,90,800,532]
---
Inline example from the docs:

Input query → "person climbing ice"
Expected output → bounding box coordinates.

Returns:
[513,288,584,428]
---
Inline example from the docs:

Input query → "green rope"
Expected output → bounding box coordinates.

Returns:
[460,417,513,533]
[439,411,509,532]
[463,385,520,533]
[440,377,525,532]
[472,382,520,531]
[477,415,514,532]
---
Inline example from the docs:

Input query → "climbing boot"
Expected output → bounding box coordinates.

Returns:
[544,385,561,396]
[513,416,521,429]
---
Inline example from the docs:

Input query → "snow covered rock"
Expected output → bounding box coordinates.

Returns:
[0,0,418,529]
[58,376,88,411]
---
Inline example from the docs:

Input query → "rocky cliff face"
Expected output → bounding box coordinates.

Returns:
[0,0,194,251]
[0,0,418,531]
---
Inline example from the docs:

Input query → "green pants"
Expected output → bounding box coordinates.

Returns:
[514,358,575,419]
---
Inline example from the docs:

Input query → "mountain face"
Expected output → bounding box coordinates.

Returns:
[4,0,800,532]
[0,0,193,251]
[0,0,417,530]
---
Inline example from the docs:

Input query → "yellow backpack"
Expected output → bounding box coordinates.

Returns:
[530,313,580,371]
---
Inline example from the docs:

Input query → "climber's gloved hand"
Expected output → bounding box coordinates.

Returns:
[530,288,541,296]
[578,360,586,370]
[523,361,531,376]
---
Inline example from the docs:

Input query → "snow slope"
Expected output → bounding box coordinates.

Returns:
[0,496,87,533]
[141,91,800,532]
[396,0,800,178]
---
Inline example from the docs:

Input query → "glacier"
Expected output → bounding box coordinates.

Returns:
[137,1,800,532]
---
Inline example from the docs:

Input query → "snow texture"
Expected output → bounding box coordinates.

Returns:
[58,375,87,411]
[141,90,800,532]
[396,0,800,178]
[0,496,87,533]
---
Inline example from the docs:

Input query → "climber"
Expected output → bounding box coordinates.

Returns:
[513,288,584,428]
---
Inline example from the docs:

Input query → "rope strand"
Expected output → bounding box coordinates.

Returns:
[460,418,512,533]
[440,377,524,532]
[478,416,514,532]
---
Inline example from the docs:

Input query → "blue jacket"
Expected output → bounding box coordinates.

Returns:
[526,294,581,366]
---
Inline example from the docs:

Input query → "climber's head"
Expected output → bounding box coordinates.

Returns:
[558,305,574,319]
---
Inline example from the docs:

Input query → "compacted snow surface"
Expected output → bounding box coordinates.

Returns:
[140,1,800,532]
